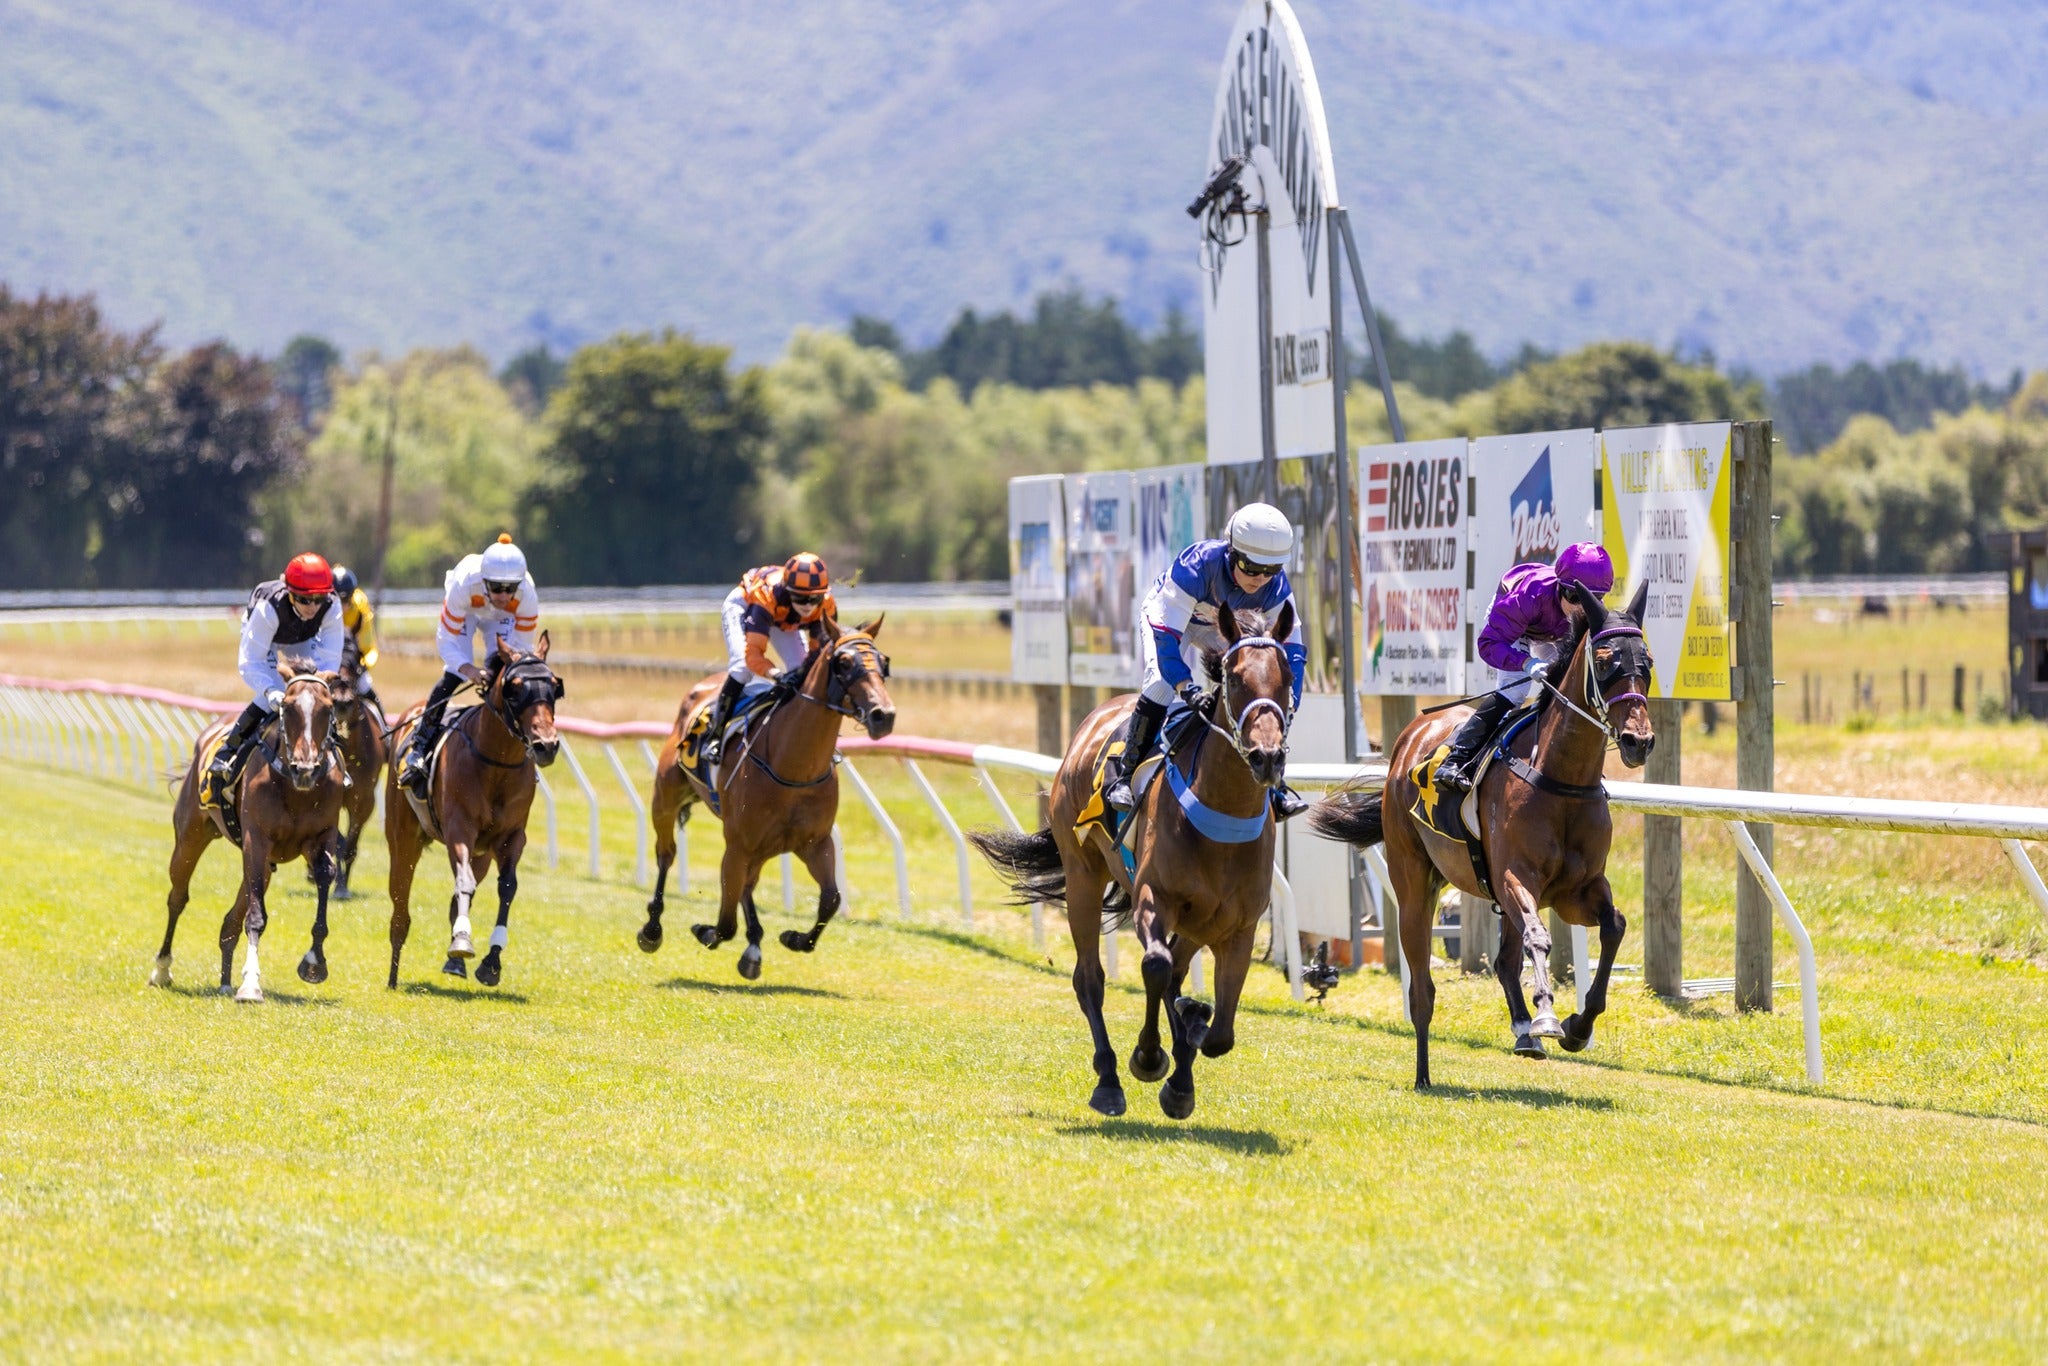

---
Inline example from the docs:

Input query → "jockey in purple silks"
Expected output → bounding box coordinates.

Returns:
[1433,541,1617,798]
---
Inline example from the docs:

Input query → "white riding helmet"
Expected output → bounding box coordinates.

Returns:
[1226,502,1294,566]
[480,533,527,584]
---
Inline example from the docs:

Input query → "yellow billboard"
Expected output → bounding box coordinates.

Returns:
[1599,422,1732,700]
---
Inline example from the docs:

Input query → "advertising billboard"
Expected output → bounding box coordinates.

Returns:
[1007,475,1068,685]
[1065,471,1141,687]
[1359,438,1469,695]
[1466,431,1600,690]
[1600,422,1733,700]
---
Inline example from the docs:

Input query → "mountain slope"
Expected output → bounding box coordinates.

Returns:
[2,0,2043,375]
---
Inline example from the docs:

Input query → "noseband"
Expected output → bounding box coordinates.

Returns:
[484,659,561,762]
[1538,624,1650,743]
[1211,635,1294,764]
[797,634,891,725]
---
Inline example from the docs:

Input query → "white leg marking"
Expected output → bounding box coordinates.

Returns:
[489,924,509,950]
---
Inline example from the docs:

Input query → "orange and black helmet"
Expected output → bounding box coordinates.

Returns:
[783,552,830,597]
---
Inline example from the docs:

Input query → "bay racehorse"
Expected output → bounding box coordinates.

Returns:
[1308,581,1655,1087]
[151,672,348,1001]
[327,663,386,899]
[639,615,896,980]
[971,603,1296,1120]
[383,638,562,989]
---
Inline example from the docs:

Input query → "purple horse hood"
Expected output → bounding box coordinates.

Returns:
[1477,563,1573,674]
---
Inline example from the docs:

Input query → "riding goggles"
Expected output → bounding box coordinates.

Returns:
[789,592,825,610]
[1229,552,1280,580]
[484,580,520,596]
[288,592,325,608]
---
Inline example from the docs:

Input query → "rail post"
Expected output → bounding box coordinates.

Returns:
[557,741,602,879]
[601,743,649,887]
[904,758,974,930]
[1643,698,1685,996]
[975,764,1040,949]
[534,773,560,869]
[1733,421,1777,1011]
[1033,685,1063,758]
[841,758,912,921]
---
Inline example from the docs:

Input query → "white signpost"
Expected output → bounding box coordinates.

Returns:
[1200,0,1341,476]
[1359,438,1470,696]
[1007,475,1068,686]
[1466,430,1600,690]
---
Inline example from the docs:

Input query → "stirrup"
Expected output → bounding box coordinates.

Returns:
[1105,773,1137,812]
[1435,762,1474,796]
[1271,785,1309,821]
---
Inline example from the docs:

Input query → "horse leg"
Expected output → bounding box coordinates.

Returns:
[334,793,368,900]
[1159,935,1205,1121]
[641,757,689,951]
[1560,883,1627,1053]
[386,797,424,990]
[1200,923,1259,1061]
[1492,879,1543,1057]
[475,830,524,988]
[1127,883,1173,1085]
[1066,865,1124,1117]
[692,842,746,952]
[234,846,273,1003]
[153,814,212,988]
[441,830,482,976]
[1383,811,1441,1087]
[1506,875,1563,1040]
[735,868,766,981]
[298,832,336,985]
[779,833,841,953]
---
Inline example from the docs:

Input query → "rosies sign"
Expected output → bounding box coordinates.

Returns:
[1360,439,1469,694]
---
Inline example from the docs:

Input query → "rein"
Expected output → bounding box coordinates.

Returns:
[1202,635,1294,766]
[735,633,887,788]
[1511,621,1649,800]
[1164,633,1292,843]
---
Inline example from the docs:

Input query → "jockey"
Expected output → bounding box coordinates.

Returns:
[397,534,540,798]
[1433,541,1616,799]
[331,564,379,707]
[702,552,836,765]
[1104,503,1310,820]
[204,552,345,806]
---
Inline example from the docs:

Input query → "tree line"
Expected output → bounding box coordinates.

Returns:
[3,280,2040,589]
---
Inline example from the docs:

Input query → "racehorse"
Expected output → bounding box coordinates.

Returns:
[639,615,896,980]
[327,664,386,899]
[971,604,1297,1120]
[383,639,562,989]
[1307,581,1655,1088]
[150,672,348,1001]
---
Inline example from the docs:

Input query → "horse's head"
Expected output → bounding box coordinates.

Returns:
[1210,601,1296,790]
[328,667,364,741]
[812,613,897,740]
[487,630,563,767]
[278,671,338,791]
[1565,580,1656,768]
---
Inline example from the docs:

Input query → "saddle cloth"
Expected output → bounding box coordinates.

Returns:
[399,704,476,841]
[1072,731,1166,878]
[1407,709,1540,903]
[677,680,779,812]
[197,724,246,847]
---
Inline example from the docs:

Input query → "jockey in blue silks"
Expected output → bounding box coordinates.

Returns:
[1104,501,1311,821]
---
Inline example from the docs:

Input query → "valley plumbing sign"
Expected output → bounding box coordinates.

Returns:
[1201,0,1340,465]
[1360,439,1469,695]
[1467,431,1599,690]
[1600,423,1732,699]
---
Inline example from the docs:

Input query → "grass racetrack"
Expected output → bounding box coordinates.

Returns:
[5,756,2048,1360]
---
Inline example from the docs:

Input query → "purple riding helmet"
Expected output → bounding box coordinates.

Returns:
[1554,541,1615,595]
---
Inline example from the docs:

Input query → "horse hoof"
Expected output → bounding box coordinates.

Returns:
[475,954,502,988]
[442,957,468,979]
[1159,1083,1196,1121]
[234,982,263,1004]
[1128,1045,1170,1084]
[1530,1011,1566,1040]
[691,923,724,950]
[332,887,353,903]
[778,929,815,953]
[1088,1084,1127,1117]
[1513,1032,1547,1059]
[147,957,173,989]
[737,947,762,981]
[448,931,475,960]
[1557,1013,1592,1052]
[637,923,664,953]
[296,953,327,985]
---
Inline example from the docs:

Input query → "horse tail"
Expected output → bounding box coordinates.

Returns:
[1308,790,1384,848]
[967,827,1066,905]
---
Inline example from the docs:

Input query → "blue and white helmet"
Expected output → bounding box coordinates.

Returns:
[1226,502,1293,566]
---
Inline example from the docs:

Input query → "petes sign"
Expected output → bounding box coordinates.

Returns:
[1202,0,1340,465]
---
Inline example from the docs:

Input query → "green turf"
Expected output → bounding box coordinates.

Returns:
[3,760,2048,1360]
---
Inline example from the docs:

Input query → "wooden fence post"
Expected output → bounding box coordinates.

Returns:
[1733,421,1777,1012]
[1034,684,1063,758]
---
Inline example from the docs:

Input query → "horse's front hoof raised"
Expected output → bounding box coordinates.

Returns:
[637,921,663,953]
[1128,1044,1170,1084]
[147,956,173,989]
[691,923,725,950]
[737,945,762,981]
[296,952,327,985]
[1529,1010,1566,1040]
[1159,1082,1196,1121]
[475,952,502,988]
[778,929,815,953]
[1557,1012,1592,1052]
[1088,1084,1127,1117]
[1513,1030,1547,1059]
[442,956,468,979]
[1176,997,1213,1052]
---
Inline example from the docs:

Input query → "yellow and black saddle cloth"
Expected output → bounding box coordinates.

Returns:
[198,719,284,848]
[1073,732,1165,892]
[678,682,779,814]
[1407,707,1544,903]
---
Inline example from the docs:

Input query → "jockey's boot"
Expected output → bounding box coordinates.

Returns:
[1270,784,1310,821]
[399,672,462,799]
[1434,691,1515,798]
[1105,697,1167,812]
[205,702,267,807]
[700,674,746,767]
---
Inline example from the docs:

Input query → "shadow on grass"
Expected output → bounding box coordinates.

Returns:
[1049,1114,1295,1156]
[401,980,531,1004]
[658,977,846,1000]
[1409,1082,1616,1111]
[157,982,339,1007]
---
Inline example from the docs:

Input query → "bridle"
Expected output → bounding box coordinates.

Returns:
[1535,624,1650,745]
[270,674,342,780]
[793,632,892,727]
[1203,635,1295,770]
[470,657,562,766]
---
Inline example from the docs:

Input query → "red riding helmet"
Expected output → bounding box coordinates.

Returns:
[783,552,830,596]
[283,552,334,595]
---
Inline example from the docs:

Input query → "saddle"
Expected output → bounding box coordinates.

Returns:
[1071,696,1212,898]
[678,680,779,814]
[398,704,474,842]
[198,725,249,847]
[1407,709,1541,903]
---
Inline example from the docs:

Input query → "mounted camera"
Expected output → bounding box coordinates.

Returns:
[1303,940,1341,1001]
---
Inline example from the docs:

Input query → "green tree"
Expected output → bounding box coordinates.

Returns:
[499,344,567,418]
[522,330,769,584]
[1485,341,1765,433]
[277,334,342,432]
[272,348,540,586]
